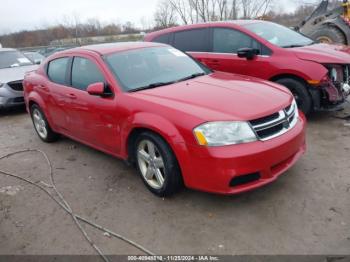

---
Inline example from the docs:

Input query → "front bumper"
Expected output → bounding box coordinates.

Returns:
[0,84,25,108]
[181,113,306,195]
[310,70,350,111]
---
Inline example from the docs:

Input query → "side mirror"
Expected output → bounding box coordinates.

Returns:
[87,82,105,96]
[237,48,260,60]
[34,59,42,65]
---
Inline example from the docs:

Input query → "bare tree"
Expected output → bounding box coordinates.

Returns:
[154,1,178,28]
[241,0,274,18]
[169,0,192,24]
[162,0,274,26]
[229,0,239,19]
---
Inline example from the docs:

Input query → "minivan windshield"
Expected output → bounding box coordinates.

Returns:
[105,47,211,92]
[0,51,33,69]
[243,22,314,48]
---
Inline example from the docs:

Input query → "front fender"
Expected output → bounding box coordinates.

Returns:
[268,61,328,83]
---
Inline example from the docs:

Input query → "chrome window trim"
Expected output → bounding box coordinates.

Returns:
[188,51,271,58]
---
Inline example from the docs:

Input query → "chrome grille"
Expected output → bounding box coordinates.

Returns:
[250,102,298,141]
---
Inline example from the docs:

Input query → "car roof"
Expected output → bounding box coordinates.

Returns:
[145,20,264,40]
[209,19,262,26]
[0,48,17,52]
[67,42,166,55]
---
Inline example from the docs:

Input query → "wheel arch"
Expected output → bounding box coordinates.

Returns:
[269,74,309,86]
[122,112,192,185]
[27,95,55,130]
[124,126,192,187]
[270,74,315,114]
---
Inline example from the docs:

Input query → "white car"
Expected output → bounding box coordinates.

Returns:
[0,48,38,109]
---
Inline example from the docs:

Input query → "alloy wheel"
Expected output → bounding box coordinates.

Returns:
[137,139,166,189]
[32,108,48,139]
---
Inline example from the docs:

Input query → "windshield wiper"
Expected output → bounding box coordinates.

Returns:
[281,44,306,48]
[128,73,206,92]
[129,81,176,92]
[176,72,206,82]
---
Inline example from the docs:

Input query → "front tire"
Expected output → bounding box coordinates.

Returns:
[134,132,183,197]
[30,104,59,143]
[275,78,312,115]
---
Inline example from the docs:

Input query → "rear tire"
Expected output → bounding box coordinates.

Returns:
[30,104,59,143]
[275,78,312,115]
[310,26,346,45]
[134,132,183,197]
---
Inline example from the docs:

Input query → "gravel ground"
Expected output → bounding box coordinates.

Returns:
[0,105,349,256]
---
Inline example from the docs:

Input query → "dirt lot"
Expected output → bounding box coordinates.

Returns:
[0,105,350,256]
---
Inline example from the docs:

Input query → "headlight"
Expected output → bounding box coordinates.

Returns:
[193,121,257,146]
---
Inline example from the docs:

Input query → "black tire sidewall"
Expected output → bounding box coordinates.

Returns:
[134,132,182,197]
[276,78,312,115]
[310,26,346,44]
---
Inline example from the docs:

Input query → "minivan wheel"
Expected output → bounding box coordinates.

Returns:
[30,104,59,143]
[134,132,183,197]
[275,78,312,115]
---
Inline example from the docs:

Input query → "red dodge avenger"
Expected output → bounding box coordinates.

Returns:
[24,42,306,197]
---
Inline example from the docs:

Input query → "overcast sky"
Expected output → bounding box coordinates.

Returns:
[0,0,314,35]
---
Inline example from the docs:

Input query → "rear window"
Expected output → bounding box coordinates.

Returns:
[152,33,172,44]
[47,57,70,85]
[173,28,210,52]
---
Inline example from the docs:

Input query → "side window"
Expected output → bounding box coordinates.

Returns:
[47,57,70,85]
[152,33,172,44]
[173,28,210,52]
[213,28,261,54]
[71,57,105,91]
[261,45,272,56]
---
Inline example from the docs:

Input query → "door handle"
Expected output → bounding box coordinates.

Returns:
[66,93,77,99]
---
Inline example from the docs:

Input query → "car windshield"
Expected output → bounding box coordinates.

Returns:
[105,47,211,92]
[243,22,314,48]
[0,51,33,69]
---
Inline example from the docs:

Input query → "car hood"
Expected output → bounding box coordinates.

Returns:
[0,65,38,83]
[292,43,350,64]
[131,72,293,121]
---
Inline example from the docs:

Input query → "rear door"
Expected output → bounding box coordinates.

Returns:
[46,57,72,131]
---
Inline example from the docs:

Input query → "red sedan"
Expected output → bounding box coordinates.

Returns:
[23,42,306,197]
[145,20,350,115]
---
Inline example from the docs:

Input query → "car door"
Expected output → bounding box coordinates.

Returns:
[201,27,272,78]
[46,57,72,131]
[65,55,119,153]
